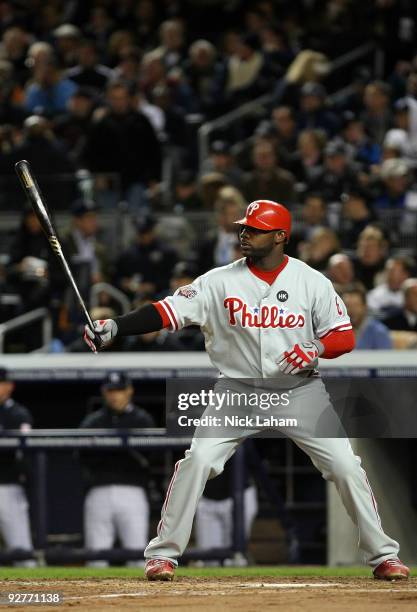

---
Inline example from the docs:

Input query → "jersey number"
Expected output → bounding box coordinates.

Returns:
[335,297,343,316]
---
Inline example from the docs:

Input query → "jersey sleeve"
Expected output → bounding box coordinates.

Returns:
[154,276,208,331]
[313,278,352,339]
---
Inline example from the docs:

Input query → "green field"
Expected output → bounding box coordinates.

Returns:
[1,565,413,581]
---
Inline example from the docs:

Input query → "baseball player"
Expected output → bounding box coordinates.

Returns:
[0,367,36,567]
[79,371,155,567]
[85,200,409,582]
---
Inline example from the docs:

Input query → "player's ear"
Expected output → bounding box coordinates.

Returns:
[274,230,286,245]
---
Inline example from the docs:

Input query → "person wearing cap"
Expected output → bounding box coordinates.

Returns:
[383,97,417,166]
[361,81,392,146]
[310,139,360,203]
[341,111,381,169]
[115,214,177,300]
[78,371,155,566]
[200,140,243,188]
[298,81,339,137]
[53,87,97,164]
[339,188,376,248]
[0,367,36,567]
[52,24,82,69]
[374,159,417,237]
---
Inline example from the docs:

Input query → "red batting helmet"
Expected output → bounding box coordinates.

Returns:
[235,200,292,238]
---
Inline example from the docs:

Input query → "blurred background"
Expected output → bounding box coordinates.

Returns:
[0,0,416,569]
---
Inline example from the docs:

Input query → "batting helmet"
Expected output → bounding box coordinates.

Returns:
[235,200,292,238]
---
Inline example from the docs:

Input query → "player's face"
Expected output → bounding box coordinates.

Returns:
[103,386,133,412]
[239,225,284,258]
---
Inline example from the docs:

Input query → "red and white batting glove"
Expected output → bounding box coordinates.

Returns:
[277,340,324,375]
[83,319,118,353]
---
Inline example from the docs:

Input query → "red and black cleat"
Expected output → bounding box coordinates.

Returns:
[373,558,410,580]
[145,559,175,581]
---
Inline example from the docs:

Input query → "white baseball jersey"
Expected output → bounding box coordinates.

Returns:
[157,256,352,378]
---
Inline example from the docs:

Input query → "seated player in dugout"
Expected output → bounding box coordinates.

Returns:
[78,371,155,567]
[84,200,410,582]
[0,367,36,567]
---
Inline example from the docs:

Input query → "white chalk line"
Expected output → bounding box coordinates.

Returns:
[62,582,417,601]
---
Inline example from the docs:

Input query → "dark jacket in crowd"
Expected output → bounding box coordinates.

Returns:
[83,110,161,189]
[78,403,155,491]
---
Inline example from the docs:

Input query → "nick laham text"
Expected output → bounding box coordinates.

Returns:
[177,415,298,428]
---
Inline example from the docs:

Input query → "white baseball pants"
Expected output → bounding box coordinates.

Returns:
[0,484,36,567]
[84,484,149,567]
[145,378,399,568]
[195,485,258,549]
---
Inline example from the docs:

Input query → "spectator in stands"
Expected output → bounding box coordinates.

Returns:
[201,140,243,188]
[269,105,298,169]
[134,0,159,50]
[310,140,359,203]
[383,98,417,167]
[65,38,115,92]
[0,367,36,567]
[115,214,178,301]
[212,32,269,114]
[297,82,339,137]
[367,256,415,318]
[7,207,50,312]
[298,226,341,272]
[342,286,393,349]
[0,59,27,126]
[198,172,228,210]
[339,188,376,248]
[112,45,142,89]
[24,56,78,117]
[53,87,97,165]
[197,186,245,274]
[0,115,76,209]
[79,371,155,567]
[353,225,388,290]
[383,278,417,333]
[182,39,220,115]
[361,81,392,146]
[291,128,325,186]
[341,111,381,170]
[82,80,161,210]
[0,26,30,86]
[259,24,294,77]
[52,23,82,69]
[374,158,417,217]
[286,193,328,258]
[84,6,115,59]
[156,19,186,70]
[50,199,109,336]
[173,170,203,211]
[242,138,296,204]
[326,253,356,294]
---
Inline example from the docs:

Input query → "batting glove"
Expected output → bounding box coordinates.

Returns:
[84,319,118,353]
[277,340,324,375]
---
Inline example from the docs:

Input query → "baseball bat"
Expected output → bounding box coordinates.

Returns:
[14,159,99,341]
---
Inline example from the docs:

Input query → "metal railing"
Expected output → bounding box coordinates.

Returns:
[197,42,381,171]
[90,282,131,314]
[0,307,52,353]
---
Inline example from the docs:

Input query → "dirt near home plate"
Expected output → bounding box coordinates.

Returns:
[0,576,416,612]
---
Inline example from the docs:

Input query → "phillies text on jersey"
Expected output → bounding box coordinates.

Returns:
[157,257,352,379]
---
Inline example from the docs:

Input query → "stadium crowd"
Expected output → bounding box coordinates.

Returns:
[0,0,416,351]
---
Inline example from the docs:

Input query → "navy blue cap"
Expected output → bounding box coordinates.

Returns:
[102,371,132,390]
[71,198,98,217]
[135,214,157,233]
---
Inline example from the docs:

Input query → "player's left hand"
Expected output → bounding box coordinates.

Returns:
[277,340,323,375]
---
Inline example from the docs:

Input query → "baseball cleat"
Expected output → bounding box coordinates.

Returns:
[373,558,410,580]
[145,559,175,581]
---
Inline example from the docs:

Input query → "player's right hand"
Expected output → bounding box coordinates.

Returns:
[84,319,118,353]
